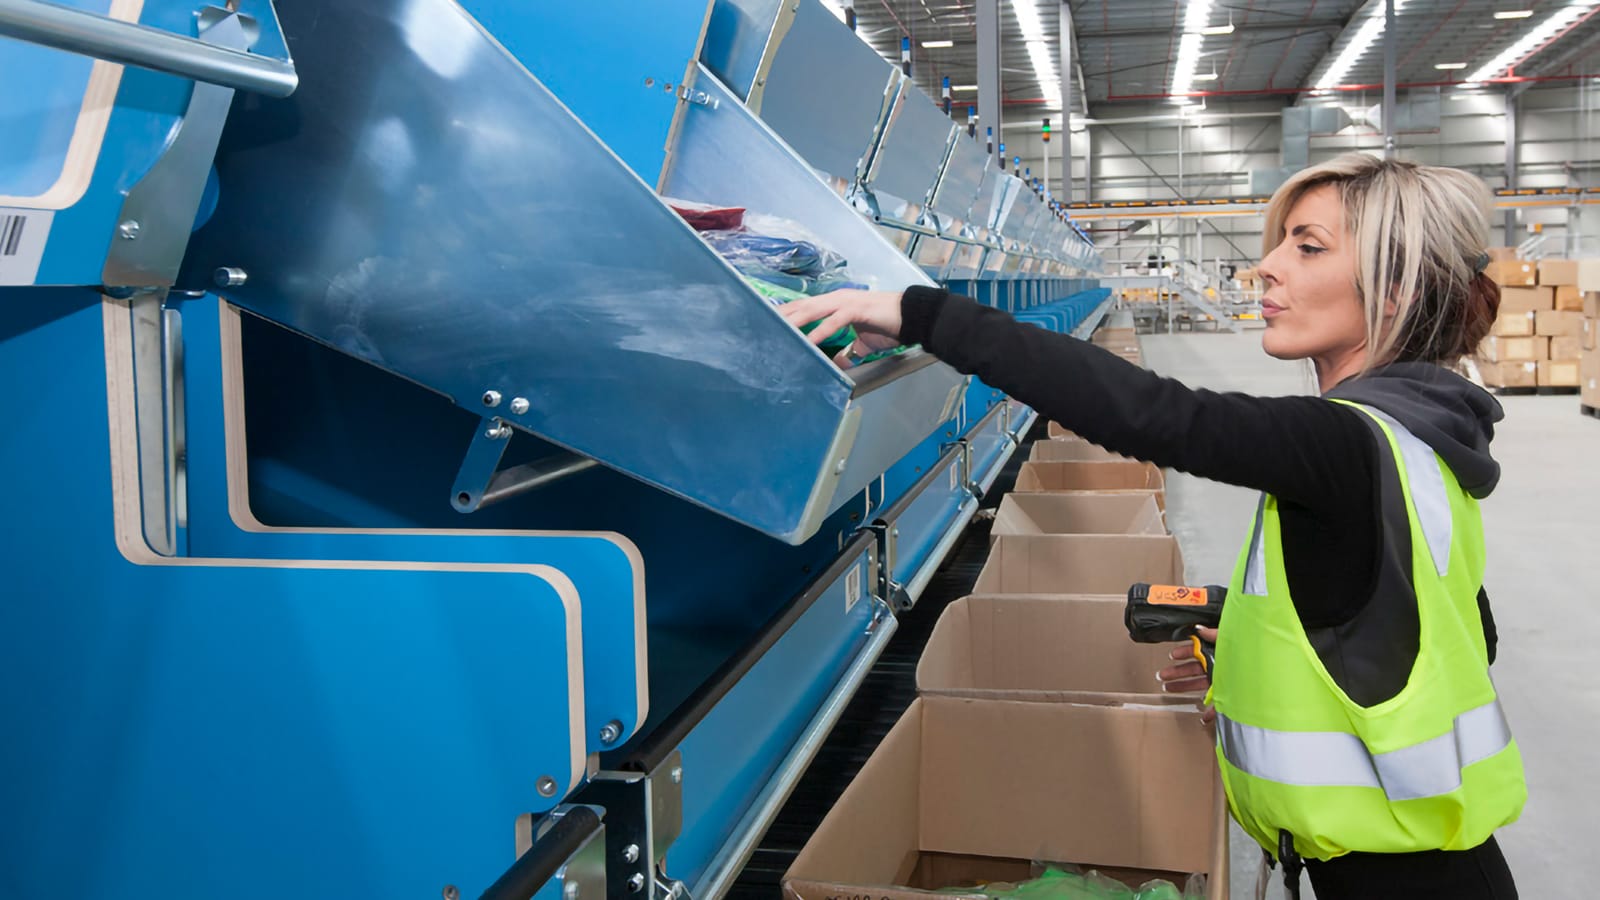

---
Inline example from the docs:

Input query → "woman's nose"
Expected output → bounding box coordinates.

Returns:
[1258,241,1286,285]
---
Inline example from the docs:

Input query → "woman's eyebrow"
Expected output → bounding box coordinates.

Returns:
[1289,223,1335,240]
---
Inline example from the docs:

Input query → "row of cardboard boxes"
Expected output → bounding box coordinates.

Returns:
[1479,285,1600,402]
[784,335,1228,900]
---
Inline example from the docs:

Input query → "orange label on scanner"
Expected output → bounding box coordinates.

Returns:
[1148,585,1209,606]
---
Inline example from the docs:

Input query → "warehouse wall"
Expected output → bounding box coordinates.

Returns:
[998,73,1600,267]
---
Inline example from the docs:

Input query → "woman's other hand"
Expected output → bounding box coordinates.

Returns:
[777,289,906,365]
[1157,626,1218,723]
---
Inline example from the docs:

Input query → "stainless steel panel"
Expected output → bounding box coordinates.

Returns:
[182,0,894,544]
[864,81,957,207]
[701,0,787,96]
[928,134,987,223]
[754,0,896,182]
[666,68,932,292]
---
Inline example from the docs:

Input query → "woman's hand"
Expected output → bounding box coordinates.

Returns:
[1157,626,1218,724]
[777,289,906,366]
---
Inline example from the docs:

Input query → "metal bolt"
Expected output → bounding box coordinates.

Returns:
[482,390,502,408]
[442,887,460,900]
[834,459,847,474]
[599,720,623,744]
[486,422,512,440]
[537,775,558,797]
[670,766,683,785]
[892,528,900,539]
[509,396,530,415]
[117,220,140,240]
[213,267,248,288]
[564,881,581,900]
[628,874,647,893]
[623,843,641,864]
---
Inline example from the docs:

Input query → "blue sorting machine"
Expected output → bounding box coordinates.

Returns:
[0,1,1109,898]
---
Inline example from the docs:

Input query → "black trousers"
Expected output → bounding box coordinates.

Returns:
[1302,836,1517,900]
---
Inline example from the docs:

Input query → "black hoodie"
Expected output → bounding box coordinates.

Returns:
[901,288,1502,679]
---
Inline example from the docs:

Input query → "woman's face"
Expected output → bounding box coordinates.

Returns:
[1257,185,1371,370]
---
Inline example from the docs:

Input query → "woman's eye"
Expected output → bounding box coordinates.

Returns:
[1298,244,1326,255]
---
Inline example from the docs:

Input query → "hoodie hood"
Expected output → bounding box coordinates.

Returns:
[1327,362,1504,498]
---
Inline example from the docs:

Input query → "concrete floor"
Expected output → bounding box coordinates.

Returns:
[1142,329,1600,900]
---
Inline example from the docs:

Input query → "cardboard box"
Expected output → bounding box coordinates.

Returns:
[1538,258,1579,286]
[1479,335,1547,362]
[1046,422,1077,440]
[1583,317,1598,353]
[783,697,1228,900]
[1577,259,1600,293]
[992,493,1165,540]
[1487,247,1519,263]
[1498,286,1554,313]
[1489,310,1536,337]
[1554,284,1584,311]
[975,534,1185,595]
[1015,461,1166,494]
[1550,335,1582,361]
[1028,440,1130,463]
[1092,327,1138,345]
[1488,259,1537,286]
[917,595,1198,706]
[1539,359,1580,388]
[1536,309,1585,338]
[1582,351,1600,408]
[1586,292,1600,319]
[1480,361,1538,389]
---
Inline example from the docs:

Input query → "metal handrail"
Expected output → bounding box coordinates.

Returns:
[0,0,298,97]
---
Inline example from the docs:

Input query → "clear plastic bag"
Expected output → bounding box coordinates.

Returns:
[700,212,865,295]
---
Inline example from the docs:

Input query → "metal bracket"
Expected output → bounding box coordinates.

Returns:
[677,84,717,108]
[450,416,514,512]
[579,752,683,898]
[491,805,606,900]
[103,7,263,289]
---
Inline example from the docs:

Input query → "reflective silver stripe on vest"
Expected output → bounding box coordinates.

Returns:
[1358,406,1453,578]
[1244,493,1268,595]
[1216,699,1512,801]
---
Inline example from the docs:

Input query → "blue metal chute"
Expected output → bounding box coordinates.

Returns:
[179,0,963,547]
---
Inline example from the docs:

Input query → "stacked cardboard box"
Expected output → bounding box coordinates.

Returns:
[785,436,1230,898]
[1536,261,1583,388]
[1092,325,1142,365]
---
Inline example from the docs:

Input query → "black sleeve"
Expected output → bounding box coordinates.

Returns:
[900,286,1377,512]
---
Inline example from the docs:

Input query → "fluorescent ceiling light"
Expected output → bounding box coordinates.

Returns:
[1200,23,1235,35]
[953,84,979,91]
[1314,0,1407,91]
[1170,0,1215,97]
[1012,1,1062,109]
[1493,9,1535,18]
[1193,70,1219,81]
[1468,1,1596,83]
[921,39,954,48]
[1434,62,1468,69]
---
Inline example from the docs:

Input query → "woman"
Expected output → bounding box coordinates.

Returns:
[779,153,1525,900]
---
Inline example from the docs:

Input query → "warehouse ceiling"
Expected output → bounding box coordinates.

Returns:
[842,0,1600,118]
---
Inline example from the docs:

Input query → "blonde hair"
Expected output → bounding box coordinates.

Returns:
[1262,152,1500,370]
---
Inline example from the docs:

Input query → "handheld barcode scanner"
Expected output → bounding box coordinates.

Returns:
[1125,583,1226,680]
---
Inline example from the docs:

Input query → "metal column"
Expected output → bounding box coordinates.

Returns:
[1383,0,1397,159]
[978,0,1001,165]
[1504,87,1520,243]
[1059,0,1073,203]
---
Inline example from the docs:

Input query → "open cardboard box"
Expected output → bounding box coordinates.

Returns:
[1046,422,1079,439]
[1028,440,1131,463]
[783,696,1228,900]
[1014,461,1166,511]
[992,493,1165,541]
[975,534,1185,595]
[917,594,1201,706]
